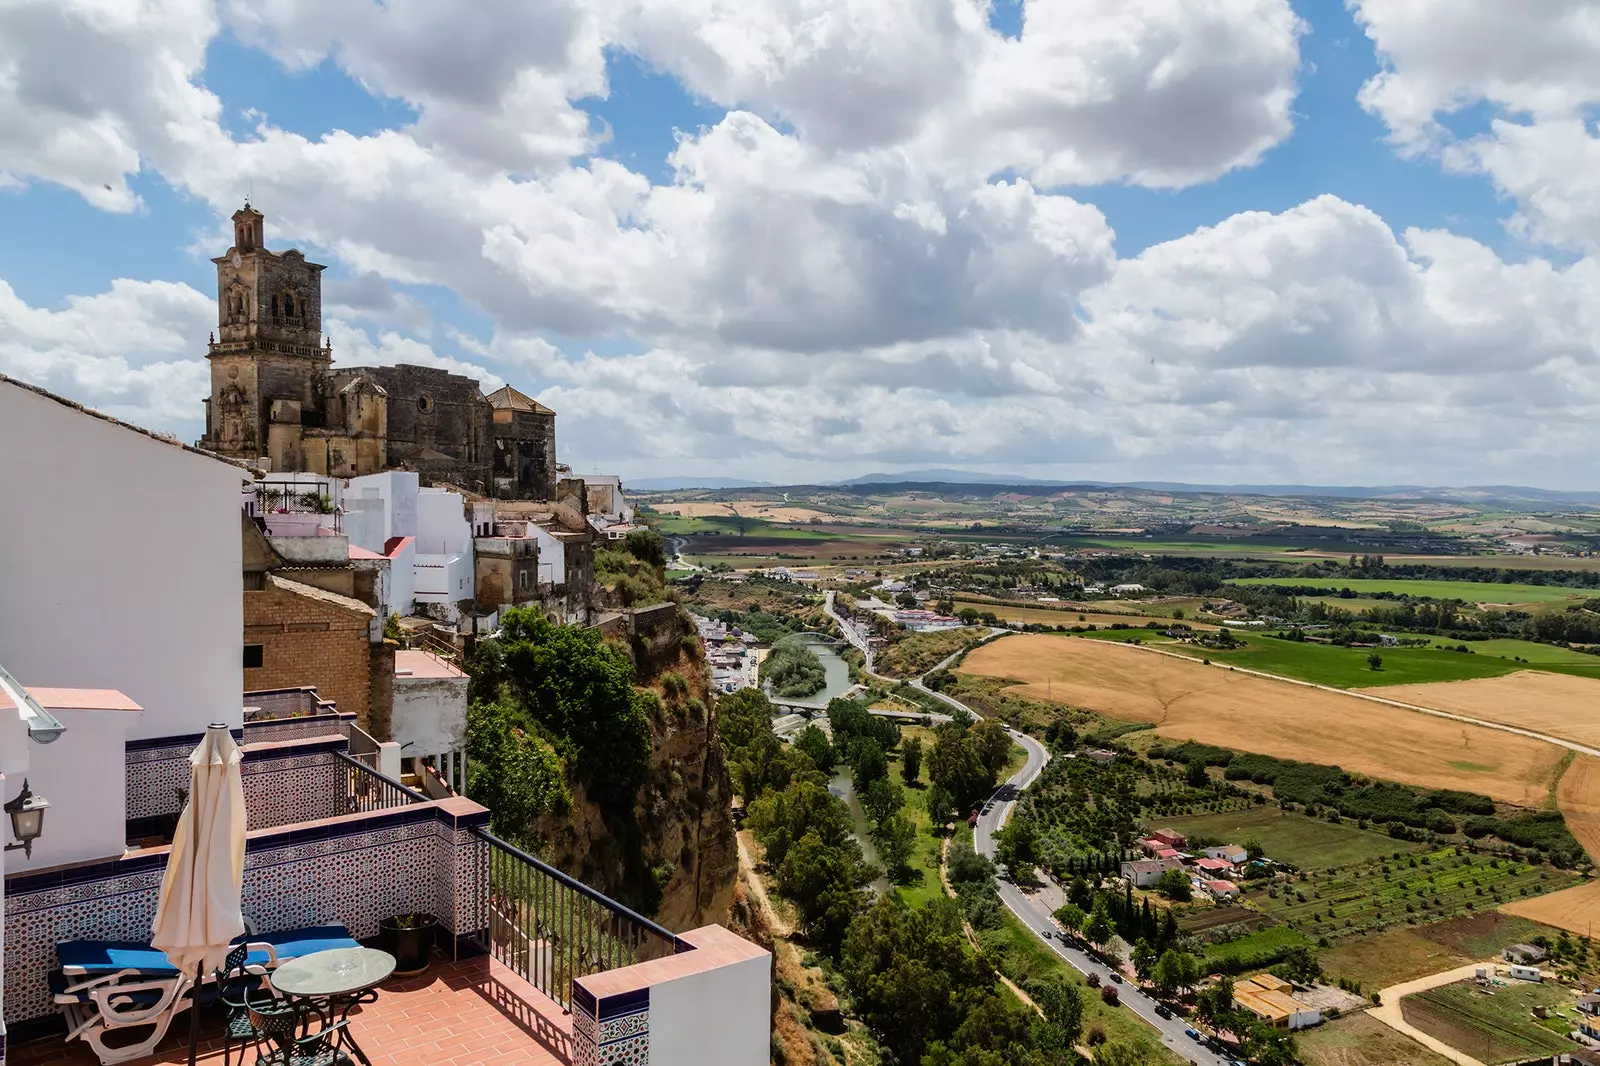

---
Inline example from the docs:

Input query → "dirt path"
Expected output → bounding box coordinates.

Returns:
[1368,962,1493,1066]
[736,829,791,937]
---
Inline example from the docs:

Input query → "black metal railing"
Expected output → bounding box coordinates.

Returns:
[472,829,685,1009]
[334,751,428,814]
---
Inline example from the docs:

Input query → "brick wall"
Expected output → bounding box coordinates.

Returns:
[245,581,374,727]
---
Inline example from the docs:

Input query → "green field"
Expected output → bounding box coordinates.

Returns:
[1232,576,1591,605]
[1161,633,1523,687]
[1200,925,1314,971]
[1160,807,1416,868]
[1406,636,1600,665]
[1248,848,1579,941]
[1402,980,1578,1064]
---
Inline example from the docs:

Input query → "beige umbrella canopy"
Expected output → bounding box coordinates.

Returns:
[151,723,247,979]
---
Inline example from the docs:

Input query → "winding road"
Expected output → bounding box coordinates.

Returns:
[821,595,1231,1063]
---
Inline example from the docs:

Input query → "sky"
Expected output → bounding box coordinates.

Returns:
[2,0,1600,487]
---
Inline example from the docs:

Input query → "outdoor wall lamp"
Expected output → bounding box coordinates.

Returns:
[4,779,50,858]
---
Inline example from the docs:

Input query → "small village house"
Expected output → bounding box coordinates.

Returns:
[1120,858,1186,888]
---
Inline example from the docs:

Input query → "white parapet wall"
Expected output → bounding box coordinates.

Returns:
[574,925,771,1066]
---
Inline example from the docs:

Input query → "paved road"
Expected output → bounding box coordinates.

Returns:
[971,732,1232,1065]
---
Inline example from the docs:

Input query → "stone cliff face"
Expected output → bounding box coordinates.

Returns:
[533,609,738,929]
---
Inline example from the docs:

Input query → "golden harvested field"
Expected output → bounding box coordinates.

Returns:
[1358,672,1600,750]
[650,501,838,523]
[1500,879,1600,937]
[1557,755,1600,863]
[958,635,1567,806]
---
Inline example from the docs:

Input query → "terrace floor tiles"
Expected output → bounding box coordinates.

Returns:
[9,955,574,1066]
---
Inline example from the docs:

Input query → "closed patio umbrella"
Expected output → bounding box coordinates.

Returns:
[151,723,247,1064]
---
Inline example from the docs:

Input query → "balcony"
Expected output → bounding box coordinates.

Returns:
[7,726,770,1065]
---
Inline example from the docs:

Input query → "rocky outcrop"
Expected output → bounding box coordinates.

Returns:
[534,608,738,929]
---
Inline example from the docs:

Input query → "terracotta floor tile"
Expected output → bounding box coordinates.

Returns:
[10,955,574,1066]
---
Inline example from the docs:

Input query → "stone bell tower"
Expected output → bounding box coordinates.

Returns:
[199,204,332,466]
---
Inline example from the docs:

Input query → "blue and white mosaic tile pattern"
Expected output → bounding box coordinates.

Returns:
[572,985,650,1066]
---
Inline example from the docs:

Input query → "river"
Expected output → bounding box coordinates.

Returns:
[828,770,893,896]
[766,634,854,711]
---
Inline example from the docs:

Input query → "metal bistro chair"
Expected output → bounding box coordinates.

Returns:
[212,944,269,1066]
[245,991,355,1066]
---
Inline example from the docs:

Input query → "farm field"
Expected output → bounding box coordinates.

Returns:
[1360,673,1600,750]
[956,635,1569,806]
[1557,755,1600,863]
[1200,925,1313,971]
[647,501,841,523]
[1401,979,1577,1064]
[1231,576,1591,605]
[1322,912,1563,990]
[1160,807,1414,869]
[1245,848,1579,942]
[1407,637,1600,666]
[1160,633,1525,688]
[1500,879,1600,938]
[950,599,1214,631]
[1297,1011,1457,1066]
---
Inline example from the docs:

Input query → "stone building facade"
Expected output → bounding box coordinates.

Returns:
[198,204,557,499]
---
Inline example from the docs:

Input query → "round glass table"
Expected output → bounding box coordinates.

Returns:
[269,947,395,1065]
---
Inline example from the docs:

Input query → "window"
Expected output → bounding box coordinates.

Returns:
[243,644,264,669]
[283,292,294,316]
[270,294,279,318]
[417,394,434,412]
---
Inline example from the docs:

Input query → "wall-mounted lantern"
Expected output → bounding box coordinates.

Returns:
[5,779,50,858]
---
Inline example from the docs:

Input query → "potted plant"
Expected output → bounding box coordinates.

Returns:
[379,912,439,975]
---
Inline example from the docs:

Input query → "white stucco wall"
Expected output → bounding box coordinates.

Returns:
[389,538,416,616]
[413,552,472,620]
[344,471,420,554]
[648,951,771,1066]
[530,525,566,585]
[390,676,468,758]
[0,382,244,740]
[416,488,471,555]
[11,708,137,871]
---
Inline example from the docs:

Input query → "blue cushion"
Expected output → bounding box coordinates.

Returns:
[57,925,359,975]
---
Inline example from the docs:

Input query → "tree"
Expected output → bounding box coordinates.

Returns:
[896,589,920,608]
[852,738,889,791]
[465,607,651,805]
[1241,1023,1298,1066]
[871,810,917,880]
[1244,837,1265,860]
[1155,868,1192,902]
[775,830,872,951]
[1052,903,1086,931]
[901,736,923,785]
[794,724,835,775]
[1367,652,1383,671]
[1081,903,1113,947]
[930,723,991,813]
[1185,757,1210,788]
[995,815,1039,882]
[935,599,955,616]
[465,695,571,847]
[959,607,981,625]
[1277,946,1323,984]
[1152,950,1187,998]
[1131,940,1157,981]
[623,527,667,569]
[1027,978,1084,1047]
[1195,975,1234,1025]
[861,777,905,826]
[970,719,1013,779]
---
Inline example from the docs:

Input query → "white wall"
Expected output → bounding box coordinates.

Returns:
[10,708,137,871]
[649,950,771,1066]
[344,470,419,554]
[0,382,244,740]
[530,525,565,585]
[390,538,416,616]
[390,677,468,759]
[416,489,471,555]
[413,553,472,620]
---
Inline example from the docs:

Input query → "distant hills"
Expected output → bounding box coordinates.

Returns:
[628,476,775,491]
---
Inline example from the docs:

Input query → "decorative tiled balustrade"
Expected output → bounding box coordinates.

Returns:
[4,794,488,1027]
